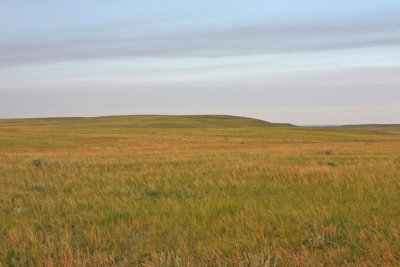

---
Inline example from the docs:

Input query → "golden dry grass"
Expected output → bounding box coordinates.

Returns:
[0,116,399,266]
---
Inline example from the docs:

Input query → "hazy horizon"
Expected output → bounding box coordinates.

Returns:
[1,1,400,125]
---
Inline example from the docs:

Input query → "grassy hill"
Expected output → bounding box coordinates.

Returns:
[0,115,293,128]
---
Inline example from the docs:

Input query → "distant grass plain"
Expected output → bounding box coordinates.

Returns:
[0,115,399,266]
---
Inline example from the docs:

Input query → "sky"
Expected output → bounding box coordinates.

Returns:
[1,1,400,125]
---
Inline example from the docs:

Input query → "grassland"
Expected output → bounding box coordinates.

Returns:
[0,115,399,266]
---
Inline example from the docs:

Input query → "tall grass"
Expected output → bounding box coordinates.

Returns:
[0,118,399,266]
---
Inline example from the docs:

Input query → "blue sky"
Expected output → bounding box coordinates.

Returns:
[1,0,399,124]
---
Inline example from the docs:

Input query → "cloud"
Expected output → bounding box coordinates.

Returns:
[0,14,399,68]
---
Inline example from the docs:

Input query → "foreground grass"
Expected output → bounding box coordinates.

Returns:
[0,116,399,266]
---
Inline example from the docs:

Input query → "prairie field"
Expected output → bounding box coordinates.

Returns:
[0,115,399,266]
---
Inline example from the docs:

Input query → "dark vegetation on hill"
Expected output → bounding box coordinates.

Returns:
[341,124,400,131]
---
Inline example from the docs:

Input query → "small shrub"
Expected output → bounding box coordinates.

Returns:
[31,157,62,168]
[32,157,48,167]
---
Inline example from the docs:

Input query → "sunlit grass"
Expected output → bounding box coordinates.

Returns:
[0,116,399,266]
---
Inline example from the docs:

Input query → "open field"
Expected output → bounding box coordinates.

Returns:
[0,115,399,266]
